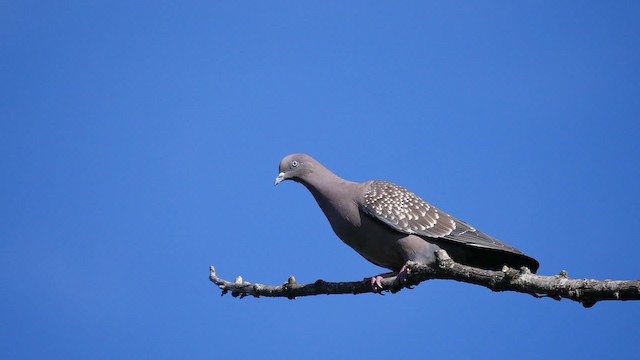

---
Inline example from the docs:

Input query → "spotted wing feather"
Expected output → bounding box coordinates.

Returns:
[362,181,455,238]
[362,181,524,254]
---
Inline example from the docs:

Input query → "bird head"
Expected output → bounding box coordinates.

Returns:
[275,154,316,185]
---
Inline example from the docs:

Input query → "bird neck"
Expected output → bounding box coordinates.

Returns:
[300,169,356,211]
[299,163,335,190]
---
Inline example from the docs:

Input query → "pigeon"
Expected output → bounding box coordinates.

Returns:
[274,154,539,289]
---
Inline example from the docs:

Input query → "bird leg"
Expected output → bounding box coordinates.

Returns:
[367,265,412,292]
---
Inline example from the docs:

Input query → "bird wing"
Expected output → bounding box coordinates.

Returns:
[361,180,524,254]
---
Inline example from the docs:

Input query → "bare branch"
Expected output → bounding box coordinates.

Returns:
[210,250,640,307]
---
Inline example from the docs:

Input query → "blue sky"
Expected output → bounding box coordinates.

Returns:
[2,2,639,359]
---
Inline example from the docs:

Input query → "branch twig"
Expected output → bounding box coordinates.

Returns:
[209,250,640,307]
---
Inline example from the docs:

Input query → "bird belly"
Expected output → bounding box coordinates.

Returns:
[329,212,416,271]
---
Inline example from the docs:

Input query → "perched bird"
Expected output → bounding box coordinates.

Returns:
[275,154,539,289]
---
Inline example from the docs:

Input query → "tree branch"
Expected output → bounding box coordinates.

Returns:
[209,250,640,307]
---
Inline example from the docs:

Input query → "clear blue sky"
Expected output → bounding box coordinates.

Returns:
[2,2,639,359]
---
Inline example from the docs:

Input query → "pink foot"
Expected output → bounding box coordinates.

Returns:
[367,266,412,292]
[370,276,385,293]
[396,265,410,285]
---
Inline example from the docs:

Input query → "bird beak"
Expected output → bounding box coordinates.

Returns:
[274,172,286,186]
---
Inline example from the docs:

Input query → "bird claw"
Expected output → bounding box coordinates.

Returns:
[370,276,385,293]
[367,266,415,293]
[396,265,410,286]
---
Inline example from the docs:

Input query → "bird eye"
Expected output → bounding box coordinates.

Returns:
[290,160,299,168]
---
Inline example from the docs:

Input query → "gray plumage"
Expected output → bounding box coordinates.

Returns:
[275,154,539,274]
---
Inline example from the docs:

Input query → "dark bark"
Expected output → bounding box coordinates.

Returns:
[209,250,640,308]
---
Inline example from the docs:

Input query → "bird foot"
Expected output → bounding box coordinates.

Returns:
[367,271,396,293]
[367,266,413,293]
[370,276,386,293]
[396,265,410,286]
